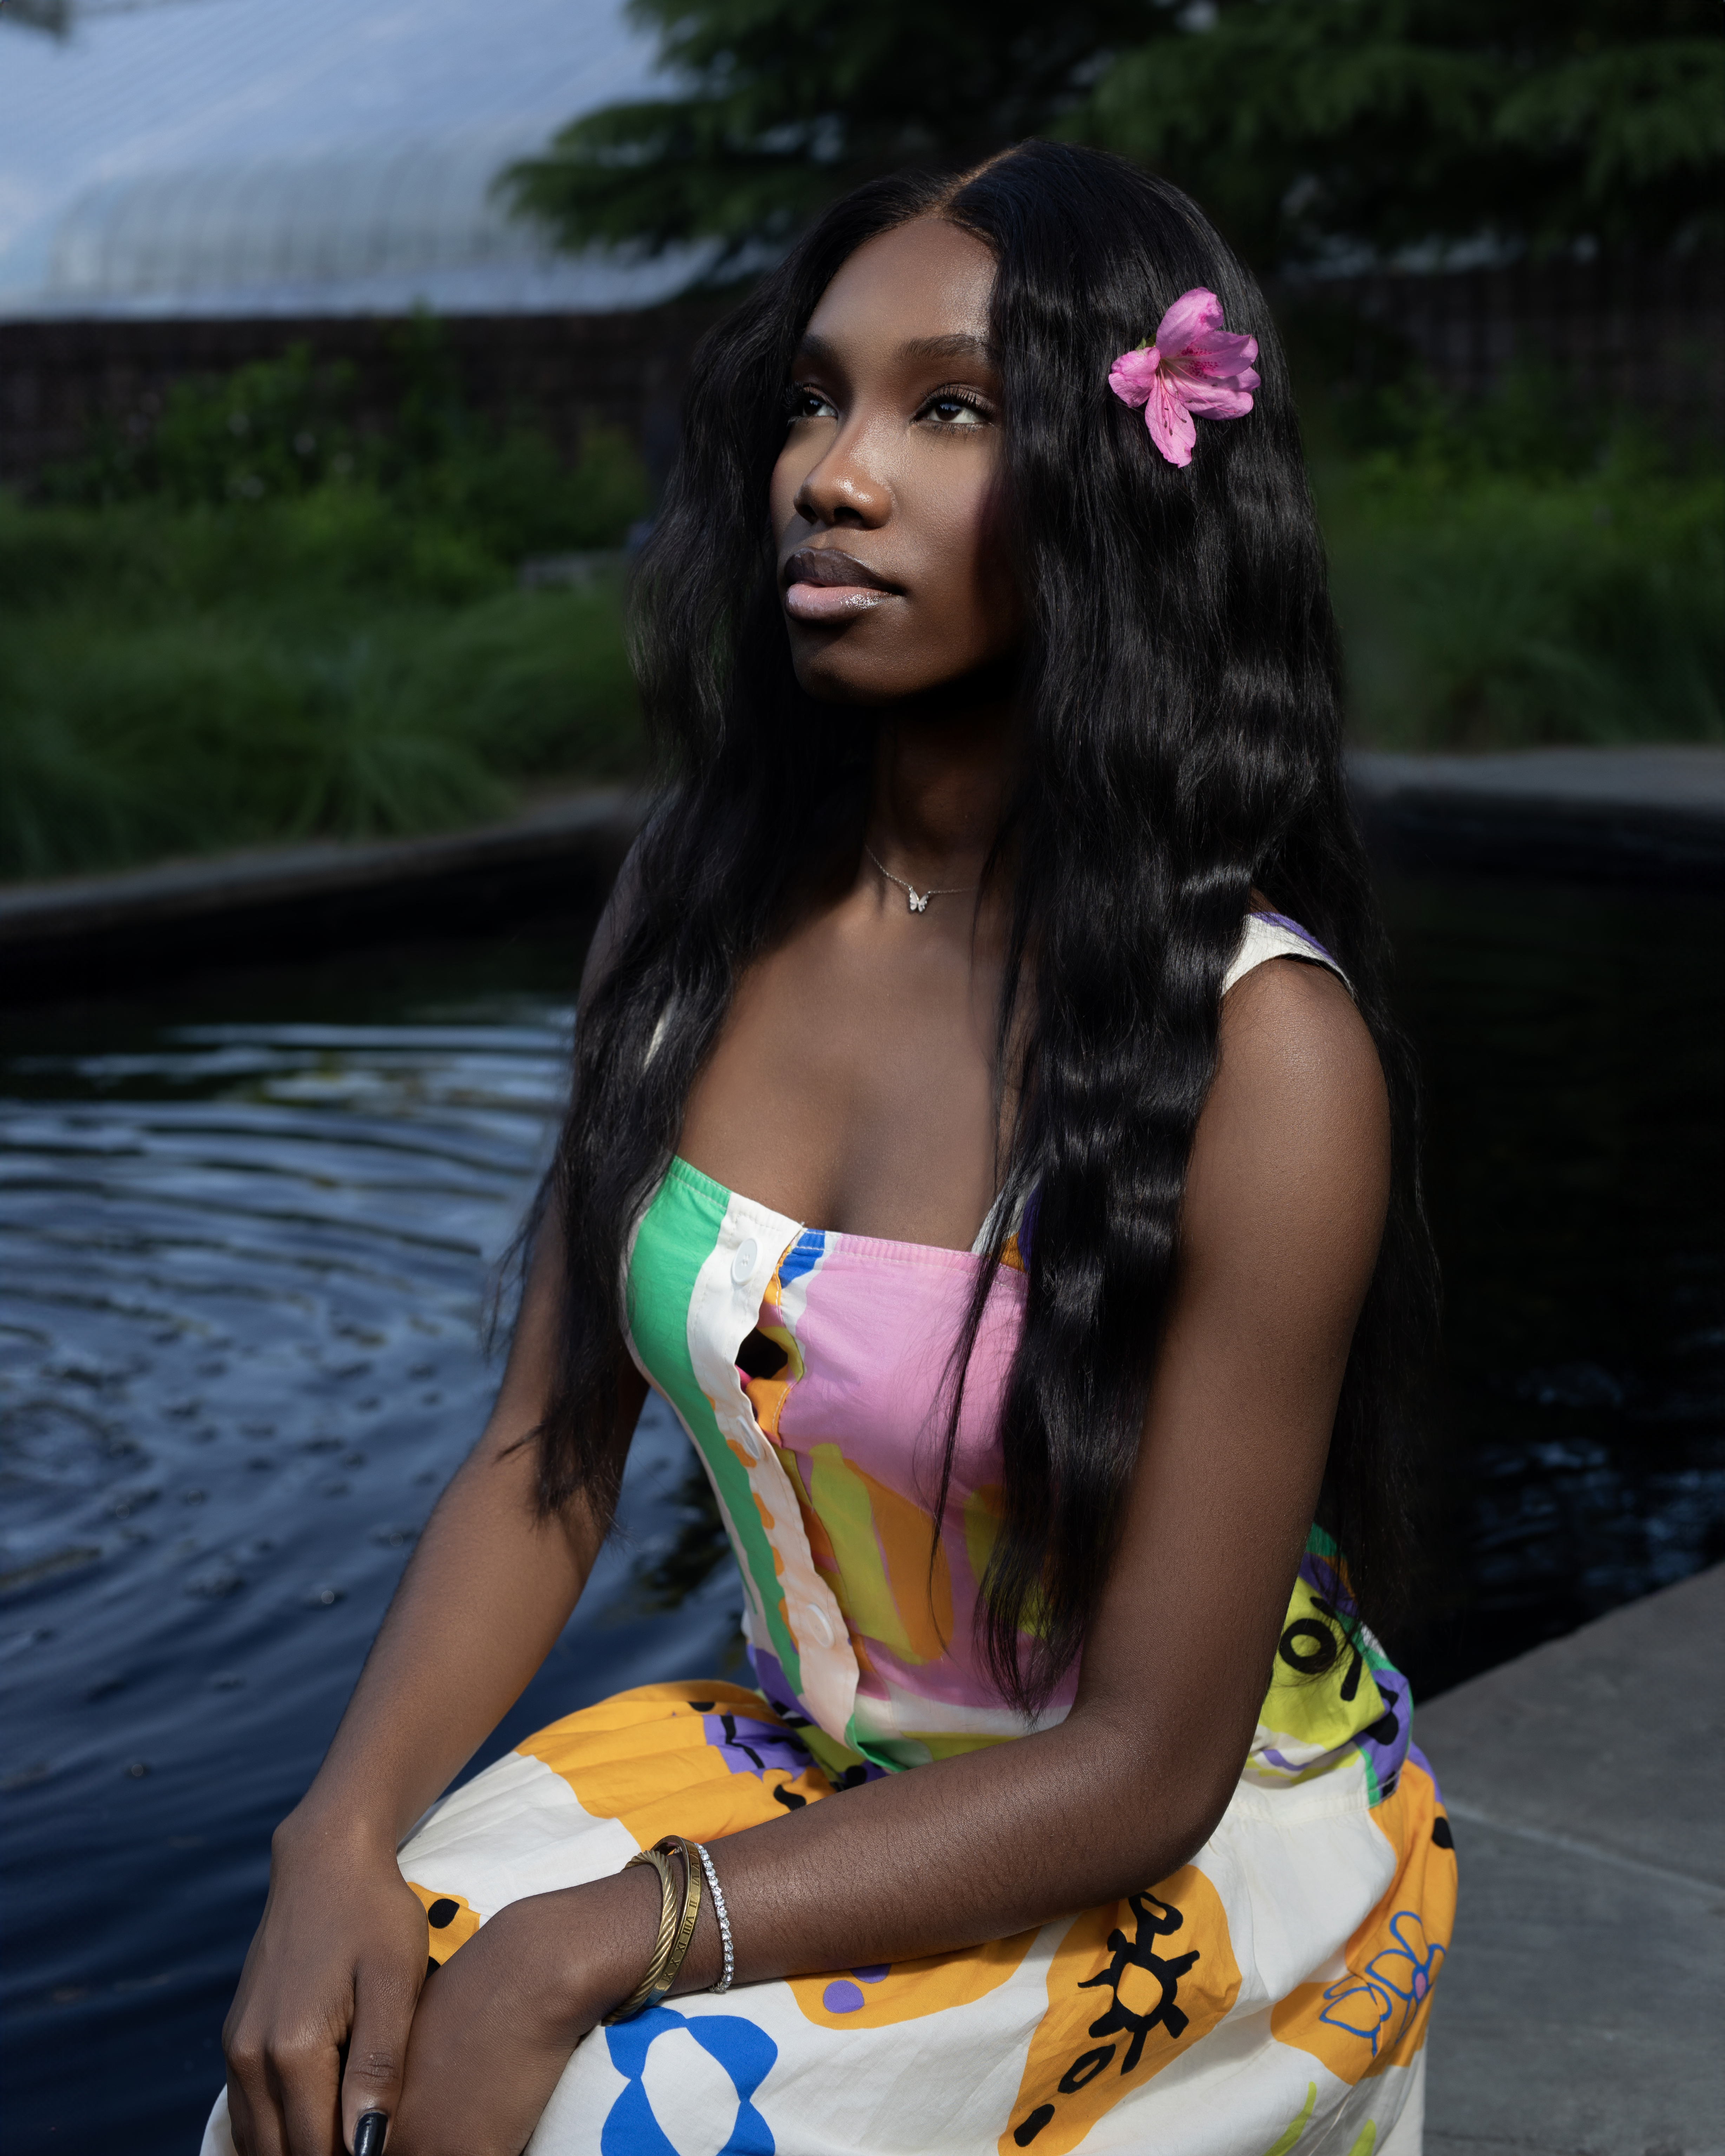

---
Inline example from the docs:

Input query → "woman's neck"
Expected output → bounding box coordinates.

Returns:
[866,690,1018,886]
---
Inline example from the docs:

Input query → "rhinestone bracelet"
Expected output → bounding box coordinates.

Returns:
[691,1840,734,1994]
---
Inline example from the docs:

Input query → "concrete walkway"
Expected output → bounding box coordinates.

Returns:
[1419,1564,1725,2155]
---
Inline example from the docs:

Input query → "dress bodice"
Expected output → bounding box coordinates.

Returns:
[621,911,1411,1805]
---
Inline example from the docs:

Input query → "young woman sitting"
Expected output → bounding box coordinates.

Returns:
[209,140,1454,2156]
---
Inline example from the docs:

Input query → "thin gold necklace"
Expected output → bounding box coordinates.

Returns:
[864,844,979,915]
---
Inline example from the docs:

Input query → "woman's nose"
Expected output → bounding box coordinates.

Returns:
[793,430,888,530]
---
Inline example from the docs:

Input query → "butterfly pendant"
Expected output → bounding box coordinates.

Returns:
[906,888,930,913]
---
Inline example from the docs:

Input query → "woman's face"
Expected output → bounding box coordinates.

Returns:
[769,217,1021,706]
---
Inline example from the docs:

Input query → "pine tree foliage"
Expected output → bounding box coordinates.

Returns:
[1087,0,1724,266]
[502,0,1175,269]
[503,0,1723,272]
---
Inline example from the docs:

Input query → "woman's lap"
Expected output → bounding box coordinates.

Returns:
[201,1681,1450,2155]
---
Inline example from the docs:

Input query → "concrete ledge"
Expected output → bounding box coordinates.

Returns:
[0,788,643,1005]
[1419,1565,1725,2155]
[1350,747,1725,886]
[5,747,1723,1006]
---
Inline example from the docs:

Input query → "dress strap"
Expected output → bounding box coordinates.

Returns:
[1222,911,1353,1000]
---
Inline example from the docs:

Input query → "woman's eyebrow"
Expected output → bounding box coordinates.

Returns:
[897,333,994,365]
[791,331,996,372]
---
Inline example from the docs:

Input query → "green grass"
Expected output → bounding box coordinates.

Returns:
[0,484,644,882]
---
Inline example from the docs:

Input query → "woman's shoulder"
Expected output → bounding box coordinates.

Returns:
[1207,911,1387,1225]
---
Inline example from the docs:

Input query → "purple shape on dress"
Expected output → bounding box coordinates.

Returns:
[851,1964,889,1983]
[1257,911,1338,966]
[745,1645,812,1728]
[822,1980,866,2014]
[700,1709,813,1781]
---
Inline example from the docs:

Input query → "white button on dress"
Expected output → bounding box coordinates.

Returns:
[730,1238,759,1284]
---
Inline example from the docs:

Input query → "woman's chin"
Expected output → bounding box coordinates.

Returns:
[790,652,918,707]
[792,649,1023,712]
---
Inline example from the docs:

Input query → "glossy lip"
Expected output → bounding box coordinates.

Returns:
[781,545,902,624]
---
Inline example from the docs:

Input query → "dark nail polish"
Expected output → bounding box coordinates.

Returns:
[353,2111,389,2156]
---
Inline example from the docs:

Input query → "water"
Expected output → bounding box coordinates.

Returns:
[1381,874,1725,1690]
[2,876,1721,2151]
[0,927,746,2152]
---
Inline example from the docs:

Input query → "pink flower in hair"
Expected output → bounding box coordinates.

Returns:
[1108,288,1261,467]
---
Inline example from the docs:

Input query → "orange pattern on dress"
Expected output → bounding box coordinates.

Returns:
[406,1881,481,1966]
[520,1682,830,1850]
[998,1865,1242,2155]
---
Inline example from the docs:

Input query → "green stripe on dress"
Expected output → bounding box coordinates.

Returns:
[624,1167,806,1699]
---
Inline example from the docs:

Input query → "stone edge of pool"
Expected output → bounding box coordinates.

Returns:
[3,750,1722,1006]
[1352,744,1725,892]
[0,786,645,1004]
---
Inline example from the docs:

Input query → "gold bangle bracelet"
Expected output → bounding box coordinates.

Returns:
[602,1836,704,2024]
[659,1836,705,1994]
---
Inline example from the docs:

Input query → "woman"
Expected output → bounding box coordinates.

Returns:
[210,142,1453,2156]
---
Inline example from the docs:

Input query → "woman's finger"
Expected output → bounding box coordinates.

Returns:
[270,2024,341,2156]
[224,2007,288,2156]
[224,2062,275,2156]
[339,1954,425,2155]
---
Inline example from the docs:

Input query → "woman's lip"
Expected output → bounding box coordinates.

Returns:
[784,581,896,622]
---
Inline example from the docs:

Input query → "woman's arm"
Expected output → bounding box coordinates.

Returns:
[223,872,651,2156]
[388,955,1392,2155]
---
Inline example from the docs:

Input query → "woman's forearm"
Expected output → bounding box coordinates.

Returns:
[287,1220,649,1852]
[663,1694,1242,1996]
[286,1429,606,1851]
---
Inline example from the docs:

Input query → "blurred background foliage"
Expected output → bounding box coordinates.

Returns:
[1,328,649,881]
[2,0,1720,881]
[1316,400,1722,755]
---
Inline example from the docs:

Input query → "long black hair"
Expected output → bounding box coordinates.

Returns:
[535,140,1437,1712]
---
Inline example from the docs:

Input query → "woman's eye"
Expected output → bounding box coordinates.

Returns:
[920,394,989,430]
[787,386,838,423]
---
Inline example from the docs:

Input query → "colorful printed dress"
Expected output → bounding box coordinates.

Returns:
[201,913,1455,2156]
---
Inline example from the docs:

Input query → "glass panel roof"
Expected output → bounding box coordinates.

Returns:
[0,0,708,316]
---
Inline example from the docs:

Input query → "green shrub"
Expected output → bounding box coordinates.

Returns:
[0,491,643,881]
[38,326,654,559]
[1322,447,1724,750]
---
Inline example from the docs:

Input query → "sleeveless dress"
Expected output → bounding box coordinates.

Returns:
[201,912,1455,2156]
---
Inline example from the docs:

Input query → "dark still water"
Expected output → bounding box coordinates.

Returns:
[2,873,1720,2152]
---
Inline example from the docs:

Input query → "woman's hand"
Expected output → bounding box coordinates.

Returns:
[387,1870,667,2156]
[223,1808,431,2156]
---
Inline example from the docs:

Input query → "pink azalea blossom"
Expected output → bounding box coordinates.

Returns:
[1108,288,1261,467]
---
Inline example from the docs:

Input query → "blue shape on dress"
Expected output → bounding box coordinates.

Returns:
[601,2006,777,2155]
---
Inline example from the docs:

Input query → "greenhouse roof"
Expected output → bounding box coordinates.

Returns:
[0,0,706,317]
